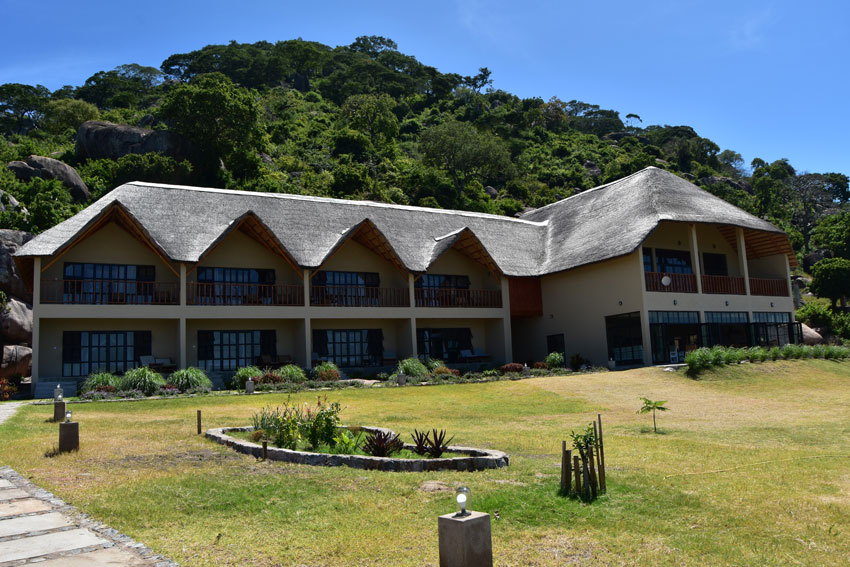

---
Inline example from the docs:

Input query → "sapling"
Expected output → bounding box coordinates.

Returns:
[638,397,668,433]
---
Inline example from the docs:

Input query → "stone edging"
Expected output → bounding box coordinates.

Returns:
[206,426,509,472]
[0,466,178,567]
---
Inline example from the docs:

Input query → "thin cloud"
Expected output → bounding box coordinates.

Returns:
[727,7,778,51]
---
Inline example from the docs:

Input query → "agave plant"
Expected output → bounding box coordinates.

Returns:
[410,429,430,456]
[425,428,454,458]
[362,430,404,457]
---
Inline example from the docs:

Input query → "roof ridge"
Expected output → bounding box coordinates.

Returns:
[123,181,549,227]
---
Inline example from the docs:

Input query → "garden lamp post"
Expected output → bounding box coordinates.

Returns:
[438,486,493,566]
[59,410,79,453]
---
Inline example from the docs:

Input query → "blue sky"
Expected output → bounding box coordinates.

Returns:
[3,0,849,177]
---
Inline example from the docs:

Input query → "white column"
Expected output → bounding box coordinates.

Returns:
[408,273,416,308]
[501,278,513,362]
[409,317,417,359]
[179,263,186,306]
[303,269,310,307]
[736,228,751,296]
[641,309,653,366]
[303,318,312,368]
[689,224,702,294]
[783,254,792,298]
[178,318,186,369]
[31,258,40,382]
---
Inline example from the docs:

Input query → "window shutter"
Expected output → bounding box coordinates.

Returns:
[366,329,384,362]
[136,266,156,282]
[62,331,81,363]
[258,269,275,284]
[260,330,277,357]
[134,332,152,360]
[197,331,214,360]
[312,330,329,356]
[363,272,380,287]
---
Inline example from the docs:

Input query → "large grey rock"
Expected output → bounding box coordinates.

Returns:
[0,190,24,213]
[801,323,823,346]
[0,345,31,378]
[583,160,602,178]
[803,248,834,273]
[7,155,89,202]
[0,230,34,302]
[75,120,191,162]
[0,297,32,345]
[699,175,753,194]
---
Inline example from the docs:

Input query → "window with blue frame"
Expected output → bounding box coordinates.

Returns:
[195,267,275,305]
[312,271,380,306]
[197,330,276,371]
[63,263,155,304]
[653,249,693,274]
[312,329,384,367]
[62,331,151,377]
[415,274,471,307]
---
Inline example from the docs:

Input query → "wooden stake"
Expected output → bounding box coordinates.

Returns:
[560,441,567,493]
[565,449,572,496]
[582,459,591,501]
[573,455,582,496]
[597,414,607,493]
[262,440,268,460]
[587,447,598,500]
[197,410,202,435]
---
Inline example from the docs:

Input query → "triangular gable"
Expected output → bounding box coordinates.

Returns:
[312,218,408,276]
[427,227,502,278]
[39,201,178,277]
[190,211,302,277]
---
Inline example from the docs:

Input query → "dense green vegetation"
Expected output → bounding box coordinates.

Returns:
[1,36,847,267]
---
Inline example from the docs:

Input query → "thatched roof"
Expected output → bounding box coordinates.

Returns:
[16,167,796,277]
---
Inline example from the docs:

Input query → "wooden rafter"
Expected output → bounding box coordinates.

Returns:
[431,228,502,278]
[312,219,408,277]
[188,212,302,277]
[40,203,178,276]
[716,225,797,267]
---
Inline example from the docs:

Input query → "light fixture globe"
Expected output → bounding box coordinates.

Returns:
[661,275,672,287]
[454,486,471,517]
[65,411,72,423]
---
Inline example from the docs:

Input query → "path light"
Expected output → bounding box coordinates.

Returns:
[54,384,63,402]
[58,410,79,453]
[65,411,72,423]
[455,486,471,517]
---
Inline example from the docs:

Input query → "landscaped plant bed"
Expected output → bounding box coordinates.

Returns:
[206,426,509,472]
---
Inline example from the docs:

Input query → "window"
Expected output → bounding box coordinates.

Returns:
[752,312,791,323]
[649,311,700,324]
[643,248,653,272]
[702,253,728,276]
[312,329,383,367]
[195,267,276,305]
[312,271,380,306]
[648,312,700,363]
[415,274,471,289]
[654,249,693,274]
[547,333,565,355]
[62,331,151,377]
[605,313,644,365]
[63,263,155,304]
[704,312,748,324]
[417,328,473,363]
[197,330,276,371]
[415,274,471,307]
[316,271,379,287]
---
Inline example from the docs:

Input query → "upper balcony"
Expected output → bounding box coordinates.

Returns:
[644,272,789,297]
[187,282,303,306]
[41,279,179,305]
[414,287,502,308]
[310,285,409,307]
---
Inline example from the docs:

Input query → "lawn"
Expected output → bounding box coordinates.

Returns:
[1,360,849,566]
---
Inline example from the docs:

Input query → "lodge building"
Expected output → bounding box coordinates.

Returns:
[14,167,800,390]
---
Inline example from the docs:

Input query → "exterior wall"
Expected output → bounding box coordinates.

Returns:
[642,222,693,259]
[426,249,500,290]
[185,319,301,367]
[41,222,177,284]
[694,224,743,277]
[38,318,178,380]
[748,254,788,279]
[319,239,408,290]
[511,251,645,365]
[189,230,301,286]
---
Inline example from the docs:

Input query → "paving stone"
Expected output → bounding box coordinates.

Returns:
[0,489,29,501]
[0,498,52,518]
[0,512,72,538]
[0,528,106,562]
[0,480,12,489]
[31,547,150,566]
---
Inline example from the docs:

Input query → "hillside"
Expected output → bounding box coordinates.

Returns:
[1,36,848,265]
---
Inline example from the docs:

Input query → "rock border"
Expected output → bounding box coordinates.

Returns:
[206,426,509,472]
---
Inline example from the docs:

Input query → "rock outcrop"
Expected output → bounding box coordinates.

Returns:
[0,345,31,379]
[801,323,823,345]
[699,175,753,194]
[803,248,834,273]
[7,155,90,202]
[75,120,191,161]
[0,297,32,345]
[0,230,33,303]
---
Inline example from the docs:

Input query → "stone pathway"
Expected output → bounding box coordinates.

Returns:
[0,404,177,566]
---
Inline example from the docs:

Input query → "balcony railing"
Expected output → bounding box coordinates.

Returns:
[749,277,789,297]
[701,275,746,295]
[645,272,697,293]
[187,282,303,306]
[310,285,409,307]
[414,288,503,308]
[41,279,179,305]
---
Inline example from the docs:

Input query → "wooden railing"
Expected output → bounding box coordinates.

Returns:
[414,288,503,308]
[41,279,179,305]
[701,275,746,295]
[644,272,697,293]
[749,277,789,297]
[310,285,409,307]
[187,282,303,306]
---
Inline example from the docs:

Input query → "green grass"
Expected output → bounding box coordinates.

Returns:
[1,361,849,566]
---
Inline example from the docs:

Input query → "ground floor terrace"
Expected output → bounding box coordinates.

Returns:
[33,316,511,385]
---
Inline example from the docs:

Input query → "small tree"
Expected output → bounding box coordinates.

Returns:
[638,397,668,433]
[810,258,850,308]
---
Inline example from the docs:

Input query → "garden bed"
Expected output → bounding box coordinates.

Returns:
[206,426,509,472]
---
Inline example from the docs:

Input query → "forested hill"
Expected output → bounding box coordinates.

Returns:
[1,36,848,268]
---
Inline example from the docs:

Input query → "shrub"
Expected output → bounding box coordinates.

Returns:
[169,367,212,392]
[300,397,342,449]
[545,352,565,368]
[532,361,549,370]
[768,347,781,361]
[796,301,833,329]
[278,364,307,383]
[230,366,263,389]
[155,385,181,396]
[256,369,285,384]
[411,429,430,455]
[362,430,404,457]
[331,429,361,454]
[432,366,454,376]
[424,358,445,372]
[397,357,428,377]
[0,377,15,401]
[119,367,165,395]
[500,362,524,374]
[314,361,340,381]
[424,429,454,458]
[709,346,726,366]
[684,348,711,372]
[80,372,120,393]
[569,353,587,371]
[531,368,549,376]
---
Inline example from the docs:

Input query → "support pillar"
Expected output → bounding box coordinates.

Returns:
[409,317,417,359]
[303,268,311,307]
[408,273,416,308]
[179,263,187,306]
[178,317,187,369]
[303,318,312,368]
[500,278,512,363]
[438,511,493,567]
[689,224,702,294]
[32,258,41,383]
[736,228,751,296]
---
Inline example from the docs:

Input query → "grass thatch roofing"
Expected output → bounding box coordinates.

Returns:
[16,167,795,277]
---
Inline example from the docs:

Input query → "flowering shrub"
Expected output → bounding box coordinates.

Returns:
[0,377,16,401]
[314,361,340,381]
[500,363,524,374]
[532,361,549,369]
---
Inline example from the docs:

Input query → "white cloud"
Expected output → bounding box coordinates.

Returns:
[728,7,778,51]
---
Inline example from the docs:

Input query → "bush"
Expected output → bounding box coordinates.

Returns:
[155,385,181,396]
[300,397,342,449]
[278,364,307,383]
[796,301,833,329]
[432,366,454,376]
[230,366,263,389]
[119,367,165,395]
[500,362,524,374]
[569,353,587,371]
[362,430,404,457]
[397,357,428,377]
[169,367,212,392]
[0,377,15,401]
[80,372,120,393]
[532,361,549,369]
[313,361,340,381]
[545,352,565,368]
[424,358,445,372]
